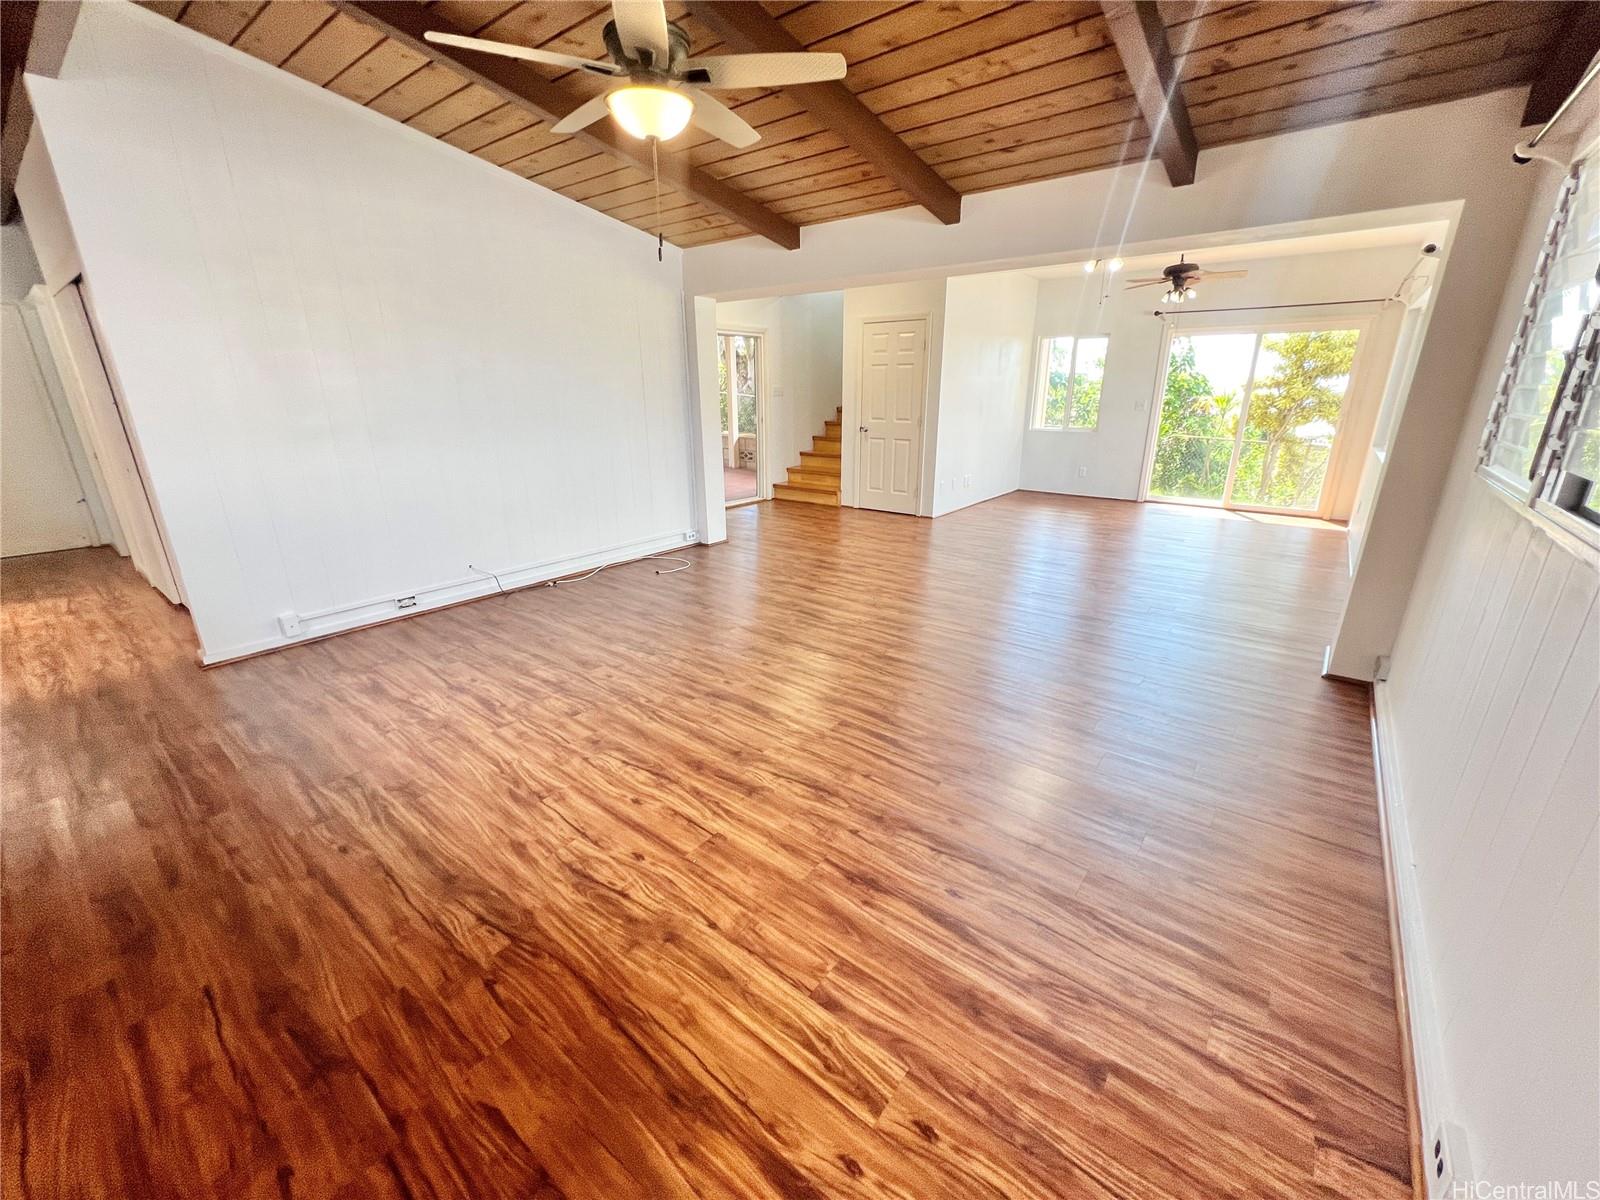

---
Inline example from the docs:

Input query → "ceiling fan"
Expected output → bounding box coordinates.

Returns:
[1125,255,1248,305]
[424,0,847,150]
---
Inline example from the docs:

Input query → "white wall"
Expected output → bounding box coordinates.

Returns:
[1,301,96,556]
[840,279,945,513]
[715,291,842,486]
[1378,153,1598,1192]
[932,272,1036,517]
[24,2,697,662]
[1022,243,1415,515]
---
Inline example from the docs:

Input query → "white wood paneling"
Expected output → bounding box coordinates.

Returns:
[25,2,695,661]
[0,304,96,557]
[1382,480,1599,1190]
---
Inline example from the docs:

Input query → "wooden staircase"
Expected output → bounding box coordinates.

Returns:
[773,408,842,506]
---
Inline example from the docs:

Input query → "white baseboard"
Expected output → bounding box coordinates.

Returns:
[200,531,692,665]
[1373,681,1460,1197]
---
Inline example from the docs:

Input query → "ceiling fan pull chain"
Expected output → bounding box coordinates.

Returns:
[652,136,663,262]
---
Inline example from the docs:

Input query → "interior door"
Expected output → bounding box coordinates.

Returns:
[857,318,925,514]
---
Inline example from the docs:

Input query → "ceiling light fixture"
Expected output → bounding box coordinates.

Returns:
[1083,259,1100,273]
[1105,257,1125,273]
[606,85,694,142]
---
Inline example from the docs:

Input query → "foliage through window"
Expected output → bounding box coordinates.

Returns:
[717,332,759,439]
[1148,328,1359,513]
[1034,336,1107,429]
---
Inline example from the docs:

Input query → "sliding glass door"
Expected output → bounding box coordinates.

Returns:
[1147,326,1361,515]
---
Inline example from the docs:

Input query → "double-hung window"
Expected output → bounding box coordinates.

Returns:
[1479,149,1600,526]
[1033,335,1109,430]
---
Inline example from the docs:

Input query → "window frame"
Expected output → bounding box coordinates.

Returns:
[1031,334,1109,432]
[1476,144,1600,544]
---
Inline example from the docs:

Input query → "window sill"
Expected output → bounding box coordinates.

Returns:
[1476,466,1600,557]
[1029,426,1099,434]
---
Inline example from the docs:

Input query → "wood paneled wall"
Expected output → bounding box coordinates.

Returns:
[1382,478,1598,1186]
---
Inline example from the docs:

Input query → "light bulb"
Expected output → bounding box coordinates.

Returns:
[1083,259,1098,274]
[606,86,694,142]
[1184,287,1197,300]
[1106,257,1124,273]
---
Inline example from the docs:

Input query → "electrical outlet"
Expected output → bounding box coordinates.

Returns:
[277,612,302,638]
[963,474,972,489]
[1077,466,1089,479]
[1430,1123,1470,1194]
[396,595,418,610]
[683,530,697,543]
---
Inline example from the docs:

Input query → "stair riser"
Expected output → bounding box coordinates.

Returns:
[773,485,839,506]
[811,439,842,454]
[799,452,840,470]
[785,470,839,488]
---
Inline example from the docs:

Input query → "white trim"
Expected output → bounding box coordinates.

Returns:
[1476,465,1600,558]
[202,530,691,665]
[1373,681,1455,1198]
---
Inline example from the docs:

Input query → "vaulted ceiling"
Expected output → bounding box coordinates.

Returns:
[133,0,1585,249]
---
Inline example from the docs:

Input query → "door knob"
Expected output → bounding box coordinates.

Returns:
[859,425,868,432]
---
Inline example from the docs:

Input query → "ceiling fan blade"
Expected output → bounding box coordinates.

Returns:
[423,31,622,76]
[681,52,847,89]
[1193,270,1248,280]
[612,0,670,67]
[552,90,617,135]
[683,87,760,149]
[1124,279,1169,288]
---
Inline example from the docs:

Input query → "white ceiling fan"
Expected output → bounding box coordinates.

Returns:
[425,0,846,150]
[1125,255,1248,305]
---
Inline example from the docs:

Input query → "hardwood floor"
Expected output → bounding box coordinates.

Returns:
[2,493,1409,1199]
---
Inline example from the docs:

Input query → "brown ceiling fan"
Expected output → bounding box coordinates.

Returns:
[1124,255,1248,304]
[425,0,846,150]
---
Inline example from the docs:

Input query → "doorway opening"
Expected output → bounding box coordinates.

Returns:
[717,330,762,507]
[1146,325,1363,517]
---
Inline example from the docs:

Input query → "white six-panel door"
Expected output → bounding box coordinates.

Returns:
[856,318,925,514]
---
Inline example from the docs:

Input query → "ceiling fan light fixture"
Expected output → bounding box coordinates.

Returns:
[1106,257,1125,273]
[606,85,693,141]
[1184,286,1197,300]
[1083,259,1099,274]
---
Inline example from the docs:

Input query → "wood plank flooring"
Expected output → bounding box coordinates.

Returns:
[2,493,1409,1199]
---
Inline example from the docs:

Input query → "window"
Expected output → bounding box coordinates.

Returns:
[1479,150,1600,526]
[1033,335,1108,430]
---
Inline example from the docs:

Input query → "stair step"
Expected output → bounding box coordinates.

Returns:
[823,420,841,436]
[798,451,842,473]
[811,437,842,454]
[785,468,839,488]
[773,483,839,506]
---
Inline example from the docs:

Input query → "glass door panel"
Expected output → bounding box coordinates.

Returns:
[1148,332,1257,504]
[1230,329,1359,512]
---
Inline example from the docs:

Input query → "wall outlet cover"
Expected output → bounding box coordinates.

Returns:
[277,612,302,637]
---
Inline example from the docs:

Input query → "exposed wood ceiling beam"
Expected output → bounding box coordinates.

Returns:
[1100,0,1197,187]
[332,1,800,250]
[1,0,79,224]
[1522,1,1600,127]
[685,0,962,226]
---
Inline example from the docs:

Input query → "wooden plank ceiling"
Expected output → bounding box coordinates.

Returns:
[137,0,1573,249]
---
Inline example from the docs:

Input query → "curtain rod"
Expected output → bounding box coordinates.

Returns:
[1149,297,1388,319]
[1516,56,1600,164]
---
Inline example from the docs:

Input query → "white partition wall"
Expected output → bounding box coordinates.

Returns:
[23,2,697,662]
